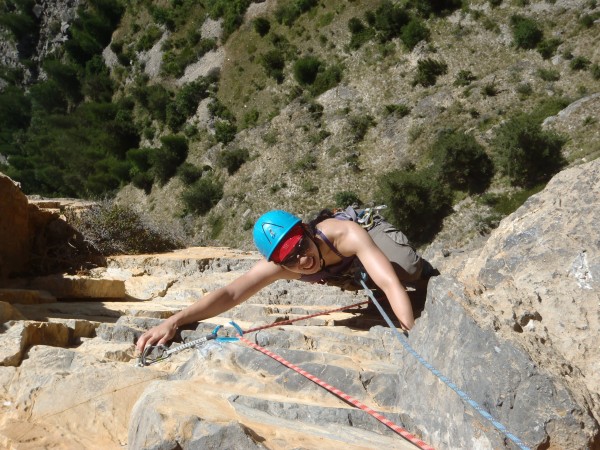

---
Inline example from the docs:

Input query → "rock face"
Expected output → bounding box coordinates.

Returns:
[0,173,100,279]
[1,161,600,449]
[0,173,30,278]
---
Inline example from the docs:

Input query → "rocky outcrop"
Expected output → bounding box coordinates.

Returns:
[0,173,31,278]
[0,173,99,279]
[1,160,599,449]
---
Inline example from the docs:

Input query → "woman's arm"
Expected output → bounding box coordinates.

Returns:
[336,221,415,330]
[135,259,288,352]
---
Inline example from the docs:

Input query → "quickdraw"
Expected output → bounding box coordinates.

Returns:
[136,321,243,366]
[356,204,387,229]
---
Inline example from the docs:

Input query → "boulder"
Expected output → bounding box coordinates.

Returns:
[0,173,30,279]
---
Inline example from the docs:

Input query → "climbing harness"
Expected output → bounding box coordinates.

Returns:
[136,322,243,366]
[357,274,532,450]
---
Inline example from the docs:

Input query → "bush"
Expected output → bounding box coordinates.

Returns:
[275,0,317,26]
[334,191,361,207]
[377,168,453,245]
[151,135,188,185]
[454,69,476,86]
[537,67,560,81]
[372,1,409,42]
[311,64,343,96]
[570,56,591,71]
[260,49,286,83]
[384,104,411,118]
[412,58,448,87]
[510,15,543,50]
[492,113,566,187]
[430,129,494,193]
[253,17,271,36]
[214,120,237,145]
[177,162,203,184]
[181,176,224,215]
[537,37,561,59]
[348,114,375,142]
[217,147,250,174]
[293,56,322,85]
[400,18,429,50]
[68,200,182,255]
[166,77,214,130]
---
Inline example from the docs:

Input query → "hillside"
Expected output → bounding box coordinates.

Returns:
[1,0,599,252]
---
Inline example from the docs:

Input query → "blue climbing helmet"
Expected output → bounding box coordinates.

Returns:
[253,210,302,261]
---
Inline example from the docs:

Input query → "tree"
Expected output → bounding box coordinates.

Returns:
[492,113,566,187]
[377,168,452,245]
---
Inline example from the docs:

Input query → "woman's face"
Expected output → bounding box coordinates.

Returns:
[277,235,321,274]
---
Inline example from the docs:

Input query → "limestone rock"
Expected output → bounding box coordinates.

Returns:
[0,321,70,366]
[1,162,600,449]
[0,173,30,279]
[7,274,126,299]
[0,289,56,305]
[459,159,600,418]
[0,301,25,323]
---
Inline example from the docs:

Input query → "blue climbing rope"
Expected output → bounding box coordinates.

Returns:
[359,277,531,450]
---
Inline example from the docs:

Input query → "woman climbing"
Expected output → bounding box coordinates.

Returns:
[136,208,437,353]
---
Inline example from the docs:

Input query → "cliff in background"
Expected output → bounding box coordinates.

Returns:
[0,159,598,449]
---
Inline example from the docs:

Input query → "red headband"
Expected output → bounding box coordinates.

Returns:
[271,224,304,263]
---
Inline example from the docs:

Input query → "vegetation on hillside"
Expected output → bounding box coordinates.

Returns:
[1,0,598,248]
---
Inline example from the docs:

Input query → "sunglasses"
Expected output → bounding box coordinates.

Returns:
[277,234,311,267]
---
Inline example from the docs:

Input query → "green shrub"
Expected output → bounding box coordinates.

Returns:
[241,109,260,128]
[384,104,411,118]
[412,58,448,87]
[151,135,189,185]
[407,0,463,17]
[214,120,237,145]
[207,0,253,40]
[591,63,600,80]
[177,162,203,184]
[0,10,37,41]
[400,18,429,50]
[510,15,543,50]
[293,56,322,85]
[348,17,366,34]
[136,24,163,51]
[348,114,375,142]
[311,64,343,96]
[454,69,476,86]
[482,81,498,97]
[65,0,125,64]
[537,67,560,81]
[68,200,182,255]
[570,56,591,71]
[275,0,317,26]
[537,37,561,59]
[260,49,286,83]
[430,129,494,193]
[377,168,453,245]
[293,154,317,172]
[166,77,214,130]
[217,147,250,174]
[492,113,566,187]
[348,17,375,49]
[253,17,271,36]
[181,176,224,215]
[372,1,409,42]
[334,191,361,207]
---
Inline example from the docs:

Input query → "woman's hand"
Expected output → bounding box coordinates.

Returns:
[136,319,178,353]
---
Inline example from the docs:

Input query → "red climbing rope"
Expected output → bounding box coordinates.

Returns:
[237,335,435,450]
[244,300,369,334]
